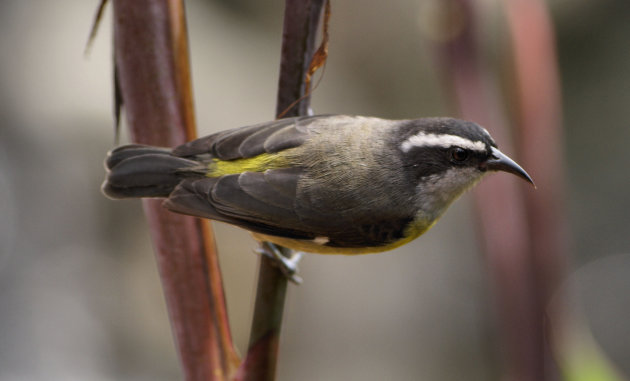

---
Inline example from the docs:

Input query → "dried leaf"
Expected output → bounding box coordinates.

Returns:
[113,61,122,144]
[277,0,330,119]
[303,0,330,94]
[85,0,109,56]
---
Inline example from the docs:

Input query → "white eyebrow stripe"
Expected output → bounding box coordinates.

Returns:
[400,133,486,152]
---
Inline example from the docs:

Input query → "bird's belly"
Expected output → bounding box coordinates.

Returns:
[250,220,433,255]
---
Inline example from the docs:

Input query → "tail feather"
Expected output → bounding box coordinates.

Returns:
[105,144,172,169]
[103,145,200,199]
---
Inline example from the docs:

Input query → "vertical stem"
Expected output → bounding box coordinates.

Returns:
[504,0,567,306]
[432,0,564,379]
[504,0,567,377]
[276,0,326,117]
[237,254,291,381]
[235,1,324,380]
[112,1,238,379]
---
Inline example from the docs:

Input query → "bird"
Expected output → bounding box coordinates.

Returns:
[103,114,533,256]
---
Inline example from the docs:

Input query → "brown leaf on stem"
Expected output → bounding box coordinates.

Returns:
[113,62,122,143]
[85,0,109,56]
[275,0,327,119]
[277,0,330,120]
[303,0,330,95]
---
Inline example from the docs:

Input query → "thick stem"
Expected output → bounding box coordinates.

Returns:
[112,1,238,379]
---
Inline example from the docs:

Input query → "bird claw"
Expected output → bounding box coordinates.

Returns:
[255,242,304,285]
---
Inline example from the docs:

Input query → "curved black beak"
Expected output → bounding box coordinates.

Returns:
[484,147,535,187]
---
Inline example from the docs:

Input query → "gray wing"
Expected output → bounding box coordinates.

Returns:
[172,115,334,160]
[164,168,317,240]
[164,168,414,248]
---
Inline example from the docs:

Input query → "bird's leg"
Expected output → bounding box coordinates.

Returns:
[255,242,304,284]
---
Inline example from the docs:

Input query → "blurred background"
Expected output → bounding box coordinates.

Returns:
[0,0,629,380]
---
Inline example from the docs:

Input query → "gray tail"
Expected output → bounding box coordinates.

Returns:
[102,144,200,199]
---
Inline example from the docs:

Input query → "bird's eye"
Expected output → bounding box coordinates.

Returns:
[449,147,469,162]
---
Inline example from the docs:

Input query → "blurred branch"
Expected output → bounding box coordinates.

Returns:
[111,1,238,379]
[235,1,326,380]
[504,0,566,306]
[505,1,624,380]
[431,0,564,379]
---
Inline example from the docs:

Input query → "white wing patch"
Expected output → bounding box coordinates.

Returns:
[400,132,486,152]
[312,236,330,245]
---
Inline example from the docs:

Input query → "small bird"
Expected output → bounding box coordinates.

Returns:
[103,115,533,255]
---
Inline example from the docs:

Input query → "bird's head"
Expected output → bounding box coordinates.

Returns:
[396,118,534,220]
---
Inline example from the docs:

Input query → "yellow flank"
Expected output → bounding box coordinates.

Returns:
[207,153,289,177]
[250,217,437,255]
[399,218,436,247]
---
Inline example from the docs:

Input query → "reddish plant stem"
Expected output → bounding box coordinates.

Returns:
[434,0,566,379]
[504,0,568,307]
[505,1,568,377]
[112,1,238,379]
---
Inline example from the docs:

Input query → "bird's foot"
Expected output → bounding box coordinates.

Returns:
[255,242,304,285]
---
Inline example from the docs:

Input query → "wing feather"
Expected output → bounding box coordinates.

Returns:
[172,115,329,160]
[215,121,292,159]
[210,175,297,224]
[234,120,296,158]
[263,123,311,153]
[163,178,224,220]
[238,171,298,208]
[263,167,301,197]
[163,169,317,240]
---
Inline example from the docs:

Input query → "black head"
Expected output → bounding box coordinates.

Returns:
[393,118,533,212]
[395,118,504,182]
